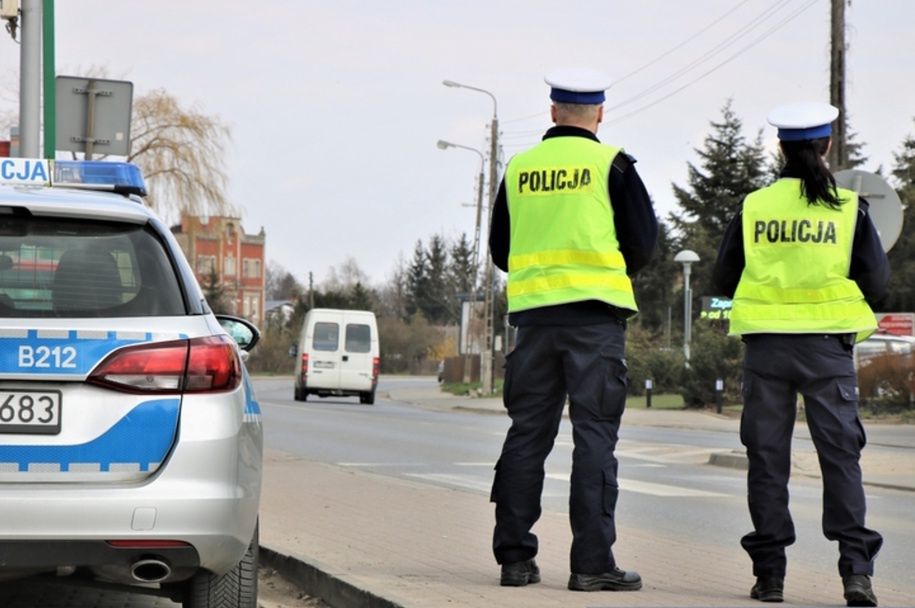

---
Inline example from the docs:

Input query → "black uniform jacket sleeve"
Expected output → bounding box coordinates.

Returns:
[489,126,658,275]
[712,196,890,305]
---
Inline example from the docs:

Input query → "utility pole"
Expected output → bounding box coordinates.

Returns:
[481,114,499,396]
[308,271,315,309]
[42,0,54,159]
[441,79,500,395]
[828,0,847,170]
[18,0,41,157]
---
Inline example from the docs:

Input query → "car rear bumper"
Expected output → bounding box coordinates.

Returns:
[0,395,262,580]
[0,540,201,583]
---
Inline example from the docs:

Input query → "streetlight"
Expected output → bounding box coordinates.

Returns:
[437,139,486,383]
[443,79,500,395]
[436,140,485,272]
[674,249,701,364]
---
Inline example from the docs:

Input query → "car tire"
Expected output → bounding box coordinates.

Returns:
[183,523,258,608]
[359,390,375,405]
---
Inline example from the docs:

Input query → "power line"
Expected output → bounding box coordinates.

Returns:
[613,0,756,86]
[604,0,820,127]
[502,0,777,125]
[607,0,797,113]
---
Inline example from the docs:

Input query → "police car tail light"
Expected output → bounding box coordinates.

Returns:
[184,335,241,392]
[89,340,189,393]
[88,336,240,393]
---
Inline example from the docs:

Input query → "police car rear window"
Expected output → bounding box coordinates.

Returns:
[0,217,185,317]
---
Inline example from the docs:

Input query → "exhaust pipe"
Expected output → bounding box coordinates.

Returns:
[130,558,172,583]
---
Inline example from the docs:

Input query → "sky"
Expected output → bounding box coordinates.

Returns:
[0,0,912,288]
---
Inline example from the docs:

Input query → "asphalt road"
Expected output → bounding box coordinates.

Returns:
[256,375,915,595]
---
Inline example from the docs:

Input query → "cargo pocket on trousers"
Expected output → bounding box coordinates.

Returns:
[501,350,516,409]
[836,380,858,404]
[599,356,629,420]
[490,458,501,503]
[836,380,867,449]
[602,469,619,516]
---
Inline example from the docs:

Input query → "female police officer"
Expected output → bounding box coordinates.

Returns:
[712,102,888,607]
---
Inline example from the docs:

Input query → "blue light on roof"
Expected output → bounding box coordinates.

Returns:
[0,158,148,198]
[53,160,148,197]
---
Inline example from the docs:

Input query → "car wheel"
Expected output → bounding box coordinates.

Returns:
[183,523,258,608]
[359,390,375,405]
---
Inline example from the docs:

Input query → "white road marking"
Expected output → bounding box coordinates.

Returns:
[405,473,493,493]
[544,473,727,497]
[337,462,428,467]
[616,446,716,464]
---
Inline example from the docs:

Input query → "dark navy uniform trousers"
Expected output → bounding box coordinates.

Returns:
[491,322,628,575]
[740,334,883,578]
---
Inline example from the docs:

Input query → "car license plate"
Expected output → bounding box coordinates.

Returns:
[0,390,62,435]
[313,361,335,369]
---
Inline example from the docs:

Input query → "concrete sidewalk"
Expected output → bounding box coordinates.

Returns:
[259,380,915,607]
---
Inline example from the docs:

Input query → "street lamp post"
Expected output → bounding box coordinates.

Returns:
[436,140,485,272]
[443,79,500,395]
[437,139,486,383]
[674,250,701,364]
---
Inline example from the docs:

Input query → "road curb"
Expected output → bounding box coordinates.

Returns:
[260,545,404,608]
[708,450,748,470]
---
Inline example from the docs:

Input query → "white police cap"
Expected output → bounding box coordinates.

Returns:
[767,101,839,141]
[544,68,612,104]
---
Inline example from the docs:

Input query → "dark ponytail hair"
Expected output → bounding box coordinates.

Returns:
[779,137,843,209]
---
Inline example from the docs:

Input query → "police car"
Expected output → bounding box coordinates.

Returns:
[0,159,262,607]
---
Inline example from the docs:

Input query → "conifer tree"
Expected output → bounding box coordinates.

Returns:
[405,240,428,319]
[670,100,768,301]
[424,235,450,323]
[630,220,678,332]
[447,233,477,323]
[881,124,915,311]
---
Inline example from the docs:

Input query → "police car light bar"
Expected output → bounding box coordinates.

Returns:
[0,158,148,197]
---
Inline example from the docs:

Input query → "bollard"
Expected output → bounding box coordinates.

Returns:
[715,378,724,414]
[645,378,653,409]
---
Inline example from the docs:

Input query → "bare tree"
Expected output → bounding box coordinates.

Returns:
[0,65,232,222]
[322,257,371,293]
[128,89,234,221]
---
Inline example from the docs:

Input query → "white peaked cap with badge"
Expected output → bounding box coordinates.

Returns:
[767,101,839,142]
[545,67,612,104]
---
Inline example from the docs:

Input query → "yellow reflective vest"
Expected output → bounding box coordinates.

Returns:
[504,136,637,314]
[729,178,877,341]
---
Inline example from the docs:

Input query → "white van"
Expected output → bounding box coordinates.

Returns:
[293,308,380,404]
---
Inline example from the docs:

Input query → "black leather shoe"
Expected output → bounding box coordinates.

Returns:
[500,558,540,587]
[568,567,642,591]
[750,577,784,602]
[843,575,878,607]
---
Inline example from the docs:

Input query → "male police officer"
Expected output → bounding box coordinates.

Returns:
[488,68,657,592]
[713,102,888,606]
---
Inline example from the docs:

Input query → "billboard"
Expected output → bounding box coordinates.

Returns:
[699,296,732,321]
[460,300,485,354]
[876,313,915,336]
